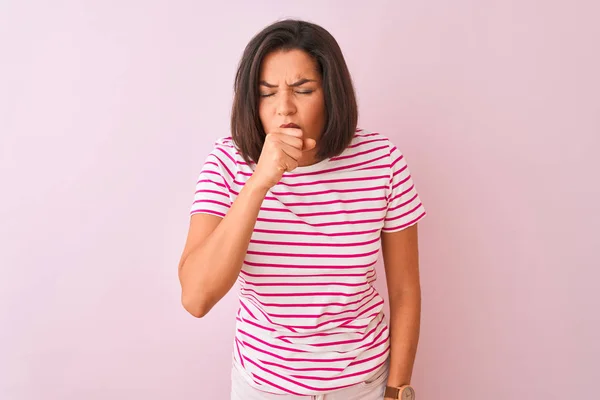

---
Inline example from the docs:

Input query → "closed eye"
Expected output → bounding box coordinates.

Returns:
[259,90,313,98]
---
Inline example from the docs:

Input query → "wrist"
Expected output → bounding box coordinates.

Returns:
[384,384,416,399]
[245,177,271,196]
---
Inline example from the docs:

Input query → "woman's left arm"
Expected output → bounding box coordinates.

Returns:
[381,223,422,396]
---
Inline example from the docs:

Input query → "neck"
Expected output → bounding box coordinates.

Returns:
[297,149,320,167]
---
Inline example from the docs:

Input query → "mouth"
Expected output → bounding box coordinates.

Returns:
[280,123,300,129]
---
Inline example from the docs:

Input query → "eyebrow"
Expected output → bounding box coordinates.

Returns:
[259,78,317,88]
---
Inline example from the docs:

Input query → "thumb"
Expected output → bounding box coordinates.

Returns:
[303,138,317,151]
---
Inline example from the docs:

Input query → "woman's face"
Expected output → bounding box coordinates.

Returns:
[258,49,326,153]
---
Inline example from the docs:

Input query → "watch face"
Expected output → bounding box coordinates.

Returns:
[401,386,415,400]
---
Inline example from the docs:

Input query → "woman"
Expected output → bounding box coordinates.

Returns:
[178,19,426,400]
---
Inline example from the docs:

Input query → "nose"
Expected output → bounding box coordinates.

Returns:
[276,91,297,116]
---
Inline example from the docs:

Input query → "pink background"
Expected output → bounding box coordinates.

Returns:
[1,1,598,399]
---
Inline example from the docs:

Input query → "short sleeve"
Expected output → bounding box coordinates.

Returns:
[383,142,427,232]
[189,141,237,218]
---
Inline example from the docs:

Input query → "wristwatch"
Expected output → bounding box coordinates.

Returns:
[384,384,416,399]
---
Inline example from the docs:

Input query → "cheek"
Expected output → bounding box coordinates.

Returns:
[308,98,326,128]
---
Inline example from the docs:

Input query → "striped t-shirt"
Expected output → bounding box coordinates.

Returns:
[190,129,427,396]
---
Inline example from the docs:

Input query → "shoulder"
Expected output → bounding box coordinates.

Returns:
[211,136,237,154]
[207,136,239,160]
[203,136,241,179]
[349,128,403,161]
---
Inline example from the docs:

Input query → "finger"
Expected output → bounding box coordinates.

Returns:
[275,133,304,150]
[277,127,303,138]
[281,153,299,172]
[302,138,317,152]
[280,142,303,161]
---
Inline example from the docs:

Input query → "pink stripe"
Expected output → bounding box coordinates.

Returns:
[256,216,384,228]
[242,296,299,332]
[227,186,383,204]
[259,298,383,320]
[203,161,219,168]
[239,304,382,331]
[242,345,390,382]
[239,278,367,287]
[391,173,411,191]
[194,188,229,198]
[246,248,380,259]
[239,288,375,310]
[239,270,372,279]
[387,192,418,212]
[243,357,358,392]
[348,344,391,367]
[382,210,426,232]
[236,344,389,383]
[236,315,294,344]
[356,164,389,172]
[353,324,388,351]
[249,174,389,188]
[201,169,231,192]
[392,163,408,178]
[278,330,363,339]
[237,160,254,166]
[236,317,275,333]
[277,329,362,340]
[249,236,380,248]
[252,227,380,237]
[290,358,388,382]
[235,338,245,367]
[389,151,405,169]
[195,178,226,189]
[339,312,380,329]
[388,183,415,202]
[239,286,372,299]
[192,199,229,208]
[238,329,308,353]
[243,260,377,269]
[239,340,355,363]
[207,153,234,180]
[190,209,225,217]
[308,314,384,346]
[268,185,388,197]
[258,206,387,218]
[362,335,391,353]
[385,203,423,223]
[347,138,388,149]
[307,303,384,329]
[228,188,387,200]
[339,324,369,329]
[239,300,256,319]
[274,196,386,207]
[249,370,305,395]
[238,154,388,178]
[260,359,343,372]
[354,132,380,137]
[330,145,389,162]
[215,146,236,165]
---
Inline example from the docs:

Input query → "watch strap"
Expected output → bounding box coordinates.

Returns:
[384,385,400,399]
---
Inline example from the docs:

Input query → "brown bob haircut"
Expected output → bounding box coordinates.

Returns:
[231,19,358,165]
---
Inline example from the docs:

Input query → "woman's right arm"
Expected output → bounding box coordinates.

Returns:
[178,177,269,318]
[178,128,315,318]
